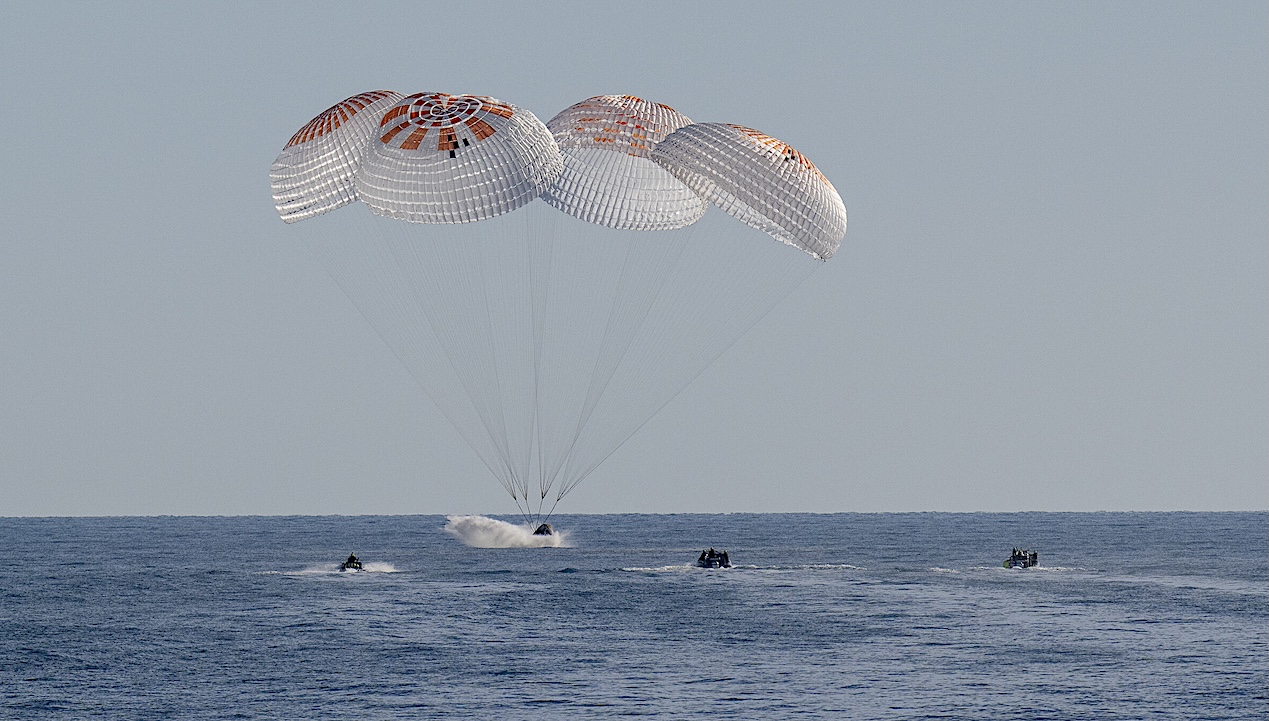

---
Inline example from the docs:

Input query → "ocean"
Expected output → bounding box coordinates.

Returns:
[2,512,1264,719]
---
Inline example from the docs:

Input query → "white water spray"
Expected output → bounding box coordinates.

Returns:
[443,515,568,548]
[281,562,400,576]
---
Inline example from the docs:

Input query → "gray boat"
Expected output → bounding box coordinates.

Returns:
[1003,548,1038,568]
[696,548,731,568]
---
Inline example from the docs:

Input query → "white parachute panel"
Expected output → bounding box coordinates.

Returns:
[270,91,404,223]
[355,93,562,224]
[542,95,706,231]
[652,123,847,260]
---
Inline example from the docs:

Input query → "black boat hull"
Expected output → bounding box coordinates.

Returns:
[1002,550,1039,569]
[695,549,731,568]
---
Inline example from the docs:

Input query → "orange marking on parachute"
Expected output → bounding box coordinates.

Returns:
[400,126,428,150]
[437,127,458,151]
[381,104,409,126]
[465,117,496,140]
[728,124,827,183]
[482,101,514,119]
[380,122,408,144]
[285,91,398,148]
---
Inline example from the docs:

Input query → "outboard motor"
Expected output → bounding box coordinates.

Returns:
[532,523,554,536]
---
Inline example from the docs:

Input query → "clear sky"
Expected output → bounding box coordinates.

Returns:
[2,2,1265,516]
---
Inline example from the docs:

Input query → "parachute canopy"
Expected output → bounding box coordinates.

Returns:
[356,93,562,224]
[270,91,404,223]
[542,95,706,231]
[652,123,847,260]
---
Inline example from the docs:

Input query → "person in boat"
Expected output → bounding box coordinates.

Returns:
[698,549,708,564]
[343,552,361,569]
[721,551,729,567]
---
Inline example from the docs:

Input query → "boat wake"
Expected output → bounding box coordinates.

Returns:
[278,562,400,576]
[619,563,863,573]
[444,515,569,548]
[621,564,700,573]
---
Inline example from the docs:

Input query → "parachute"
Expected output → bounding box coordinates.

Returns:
[356,93,562,224]
[543,95,705,230]
[651,122,847,260]
[272,91,404,223]
[270,92,846,523]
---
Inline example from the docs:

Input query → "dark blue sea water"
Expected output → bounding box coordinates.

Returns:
[2,513,1265,719]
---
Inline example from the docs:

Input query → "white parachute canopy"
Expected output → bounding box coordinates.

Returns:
[542,95,706,230]
[652,122,847,260]
[271,92,844,522]
[356,93,562,224]
[270,91,405,223]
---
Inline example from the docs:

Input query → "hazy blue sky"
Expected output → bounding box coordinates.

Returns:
[2,2,1265,516]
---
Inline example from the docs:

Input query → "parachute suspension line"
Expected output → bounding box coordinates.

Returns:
[526,206,557,518]
[390,223,512,493]
[545,222,692,501]
[555,264,821,500]
[475,221,522,500]
[301,214,516,501]
[375,216,522,503]
[515,208,535,512]
[552,220,823,501]
[415,223,528,504]
[470,219,523,503]
[532,214,624,505]
[537,229,639,501]
[529,209,602,507]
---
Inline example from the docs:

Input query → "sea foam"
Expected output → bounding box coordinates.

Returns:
[443,515,568,548]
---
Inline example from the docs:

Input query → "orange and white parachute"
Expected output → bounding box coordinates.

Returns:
[356,93,562,224]
[270,91,846,258]
[542,95,705,231]
[270,91,561,226]
[651,123,847,260]
[270,91,403,223]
